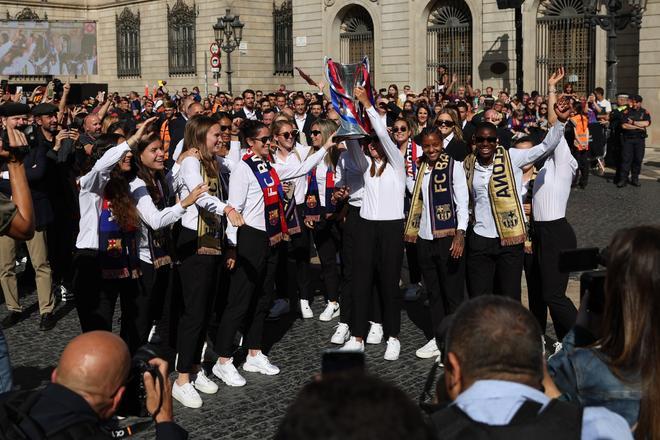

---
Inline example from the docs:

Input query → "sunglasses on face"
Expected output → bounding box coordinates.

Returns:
[251,136,271,144]
[310,130,322,136]
[278,130,299,139]
[436,120,455,128]
[475,136,498,143]
[391,126,408,133]
[378,103,388,109]
[219,125,232,132]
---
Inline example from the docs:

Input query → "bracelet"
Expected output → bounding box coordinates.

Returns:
[225,206,235,214]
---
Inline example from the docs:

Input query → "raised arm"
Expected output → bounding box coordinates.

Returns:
[547,67,564,126]
[273,142,331,180]
[2,128,34,240]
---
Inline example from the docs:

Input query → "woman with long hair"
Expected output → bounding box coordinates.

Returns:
[212,120,334,388]
[171,115,244,409]
[432,108,470,162]
[339,87,407,361]
[415,104,431,134]
[547,225,660,439]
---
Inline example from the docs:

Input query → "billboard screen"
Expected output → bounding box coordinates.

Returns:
[0,20,97,76]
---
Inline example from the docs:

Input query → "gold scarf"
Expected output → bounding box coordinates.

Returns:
[197,164,223,255]
[465,146,526,246]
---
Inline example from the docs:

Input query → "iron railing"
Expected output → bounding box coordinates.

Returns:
[340,31,375,83]
[274,0,293,75]
[426,23,472,90]
[116,8,141,78]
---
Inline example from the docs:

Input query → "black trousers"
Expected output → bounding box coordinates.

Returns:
[338,205,360,325]
[405,242,422,284]
[47,213,77,287]
[351,218,404,339]
[311,214,341,303]
[175,228,219,373]
[215,226,279,358]
[417,236,465,340]
[523,251,546,332]
[136,261,171,344]
[533,218,577,340]
[273,205,312,303]
[620,137,645,181]
[73,251,141,353]
[573,149,590,187]
[466,231,524,301]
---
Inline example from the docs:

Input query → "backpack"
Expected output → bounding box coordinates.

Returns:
[0,390,108,440]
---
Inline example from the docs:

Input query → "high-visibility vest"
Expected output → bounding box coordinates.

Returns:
[571,115,589,151]
[160,119,171,159]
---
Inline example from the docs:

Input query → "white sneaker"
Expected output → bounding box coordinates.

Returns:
[243,352,280,375]
[193,369,218,394]
[300,299,313,319]
[330,322,350,344]
[212,358,246,387]
[172,381,202,409]
[384,337,401,361]
[415,339,440,359]
[319,302,340,322]
[339,336,364,352]
[366,322,383,344]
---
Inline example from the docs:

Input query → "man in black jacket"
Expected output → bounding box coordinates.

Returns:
[0,103,55,331]
[0,331,188,439]
[233,89,262,121]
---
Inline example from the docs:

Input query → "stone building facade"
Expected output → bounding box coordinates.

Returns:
[2,0,658,141]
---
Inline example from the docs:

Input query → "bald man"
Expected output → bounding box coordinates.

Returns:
[0,331,187,439]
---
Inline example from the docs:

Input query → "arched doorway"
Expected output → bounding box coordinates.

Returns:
[426,0,473,89]
[339,6,375,81]
[536,0,595,94]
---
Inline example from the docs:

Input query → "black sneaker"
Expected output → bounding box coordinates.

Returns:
[630,179,641,187]
[616,180,627,188]
[1,311,22,329]
[40,312,56,331]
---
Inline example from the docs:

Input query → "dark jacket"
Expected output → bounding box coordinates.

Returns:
[167,114,188,158]
[233,108,262,121]
[294,112,317,145]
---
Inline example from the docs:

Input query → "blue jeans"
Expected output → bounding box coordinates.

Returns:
[0,328,12,393]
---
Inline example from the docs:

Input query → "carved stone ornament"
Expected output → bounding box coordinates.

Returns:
[13,7,43,21]
[116,7,140,32]
[324,0,335,6]
[167,0,197,27]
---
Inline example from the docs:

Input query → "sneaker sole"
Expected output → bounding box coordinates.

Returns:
[242,363,280,376]
[172,391,203,409]
[301,311,314,319]
[366,337,383,345]
[193,382,219,394]
[415,349,440,359]
[330,334,350,344]
[384,354,400,361]
[212,368,246,387]
[319,309,340,322]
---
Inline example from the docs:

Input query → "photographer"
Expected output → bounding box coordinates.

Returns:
[0,331,187,439]
[546,225,659,438]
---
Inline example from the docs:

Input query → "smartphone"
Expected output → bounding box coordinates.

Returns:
[15,86,22,94]
[558,248,601,273]
[322,350,364,376]
[46,82,55,100]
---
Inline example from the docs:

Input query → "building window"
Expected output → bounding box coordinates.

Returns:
[339,6,375,82]
[167,0,197,76]
[426,0,472,89]
[273,0,293,75]
[536,0,594,94]
[116,8,141,78]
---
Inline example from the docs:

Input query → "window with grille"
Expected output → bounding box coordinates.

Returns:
[168,0,197,76]
[339,6,375,83]
[274,0,293,75]
[116,8,141,78]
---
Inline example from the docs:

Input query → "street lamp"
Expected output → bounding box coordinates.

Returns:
[585,0,647,100]
[213,9,244,95]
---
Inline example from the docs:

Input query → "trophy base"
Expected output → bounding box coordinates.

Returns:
[333,133,368,143]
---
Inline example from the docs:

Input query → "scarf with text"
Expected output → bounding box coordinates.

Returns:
[99,198,141,279]
[304,165,337,221]
[464,146,527,246]
[404,139,420,181]
[404,153,457,243]
[523,169,538,254]
[197,163,224,255]
[243,152,288,245]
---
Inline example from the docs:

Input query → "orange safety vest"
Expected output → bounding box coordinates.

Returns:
[160,119,171,160]
[571,115,589,151]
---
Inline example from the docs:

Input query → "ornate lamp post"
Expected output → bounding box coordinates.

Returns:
[213,9,244,95]
[585,0,647,100]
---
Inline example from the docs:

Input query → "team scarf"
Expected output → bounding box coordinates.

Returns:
[197,163,224,255]
[404,153,457,243]
[404,139,420,181]
[523,169,538,254]
[464,146,527,246]
[148,180,173,268]
[243,151,289,245]
[304,165,337,221]
[275,149,302,235]
[98,198,141,280]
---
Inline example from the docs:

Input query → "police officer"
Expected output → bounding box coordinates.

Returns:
[607,93,628,182]
[618,95,651,188]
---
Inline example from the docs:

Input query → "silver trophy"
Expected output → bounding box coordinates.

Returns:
[324,56,374,141]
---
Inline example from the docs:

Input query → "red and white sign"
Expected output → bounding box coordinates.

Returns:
[210,54,221,73]
[210,42,220,55]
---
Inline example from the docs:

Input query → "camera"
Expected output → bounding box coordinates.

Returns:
[116,344,162,418]
[559,247,608,314]
[53,78,64,99]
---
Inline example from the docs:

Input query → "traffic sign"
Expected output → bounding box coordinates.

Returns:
[210,55,221,68]
[210,42,220,55]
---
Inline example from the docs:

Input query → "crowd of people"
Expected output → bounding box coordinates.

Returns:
[0,64,655,439]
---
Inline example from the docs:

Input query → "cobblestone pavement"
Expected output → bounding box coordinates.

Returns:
[2,174,659,439]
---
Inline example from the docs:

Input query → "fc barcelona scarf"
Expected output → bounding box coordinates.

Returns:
[149,180,173,267]
[243,152,289,245]
[98,199,141,279]
[197,164,224,255]
[404,139,420,181]
[464,146,526,246]
[404,153,457,243]
[304,166,337,221]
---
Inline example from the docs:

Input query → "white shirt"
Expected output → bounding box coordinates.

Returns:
[129,176,186,264]
[532,137,577,221]
[418,159,469,240]
[76,141,131,251]
[243,107,257,120]
[596,99,612,114]
[471,121,565,238]
[178,157,228,232]
[226,147,328,245]
[346,107,406,221]
[274,143,312,205]
[336,148,365,207]
[294,113,307,133]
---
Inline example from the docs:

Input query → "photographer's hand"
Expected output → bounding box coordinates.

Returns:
[143,358,174,424]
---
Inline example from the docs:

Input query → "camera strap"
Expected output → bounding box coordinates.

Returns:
[104,419,154,438]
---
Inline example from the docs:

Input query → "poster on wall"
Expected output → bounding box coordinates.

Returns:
[0,20,97,76]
